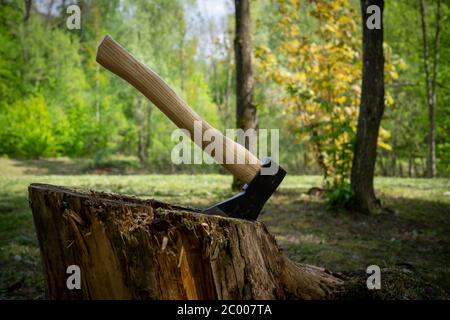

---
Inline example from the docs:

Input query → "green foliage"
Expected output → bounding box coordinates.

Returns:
[325,182,355,210]
[0,2,22,104]
[0,96,54,158]
[255,0,403,188]
[383,0,450,177]
[0,0,220,166]
[0,0,448,178]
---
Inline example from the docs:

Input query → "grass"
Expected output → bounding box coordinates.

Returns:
[0,157,449,299]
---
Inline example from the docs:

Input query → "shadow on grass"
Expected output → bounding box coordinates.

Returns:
[260,193,450,295]
[8,158,225,176]
[0,180,448,299]
[0,197,43,300]
[11,158,139,175]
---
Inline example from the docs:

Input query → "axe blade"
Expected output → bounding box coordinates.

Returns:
[204,158,286,220]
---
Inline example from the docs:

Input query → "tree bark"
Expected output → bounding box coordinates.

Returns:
[233,0,257,190]
[350,0,385,214]
[45,0,54,26]
[144,104,153,160]
[419,0,441,178]
[23,0,32,23]
[28,183,344,300]
[136,97,145,164]
[136,98,151,164]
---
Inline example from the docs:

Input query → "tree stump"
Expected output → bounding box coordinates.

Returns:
[28,183,344,300]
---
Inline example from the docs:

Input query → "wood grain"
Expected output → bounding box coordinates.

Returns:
[96,35,261,183]
[29,183,344,299]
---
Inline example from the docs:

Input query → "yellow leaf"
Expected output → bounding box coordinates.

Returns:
[335,96,346,104]
[378,141,392,151]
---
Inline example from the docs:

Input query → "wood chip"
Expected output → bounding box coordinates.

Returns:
[177,247,185,268]
[161,236,168,251]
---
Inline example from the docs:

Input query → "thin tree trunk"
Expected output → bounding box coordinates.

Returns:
[398,162,404,177]
[58,0,67,28]
[351,0,385,214]
[179,28,186,94]
[233,0,257,190]
[45,0,54,26]
[413,157,420,177]
[22,0,32,61]
[408,156,413,177]
[23,0,32,23]
[391,152,397,176]
[430,0,441,177]
[224,27,234,128]
[136,98,146,164]
[219,31,234,129]
[419,0,441,178]
[225,49,233,119]
[143,103,153,161]
[95,65,100,123]
[378,153,387,176]
[420,156,426,177]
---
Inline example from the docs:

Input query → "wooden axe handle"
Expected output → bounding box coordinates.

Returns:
[96,35,261,184]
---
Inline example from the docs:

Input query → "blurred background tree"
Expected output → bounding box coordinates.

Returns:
[255,0,399,188]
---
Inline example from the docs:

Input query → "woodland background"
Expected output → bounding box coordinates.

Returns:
[0,0,449,299]
[0,0,449,179]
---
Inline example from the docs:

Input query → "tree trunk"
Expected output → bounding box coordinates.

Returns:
[23,0,32,23]
[95,65,100,123]
[233,0,257,190]
[179,27,186,94]
[136,98,148,164]
[419,0,441,178]
[350,0,385,214]
[413,157,420,177]
[420,156,426,177]
[225,40,234,124]
[398,162,404,178]
[45,0,54,26]
[408,156,413,177]
[390,151,397,177]
[430,0,441,177]
[378,153,387,177]
[144,104,153,161]
[28,183,344,300]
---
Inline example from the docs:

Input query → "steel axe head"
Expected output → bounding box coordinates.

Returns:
[204,158,286,220]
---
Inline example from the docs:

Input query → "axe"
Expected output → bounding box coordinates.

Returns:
[96,36,286,220]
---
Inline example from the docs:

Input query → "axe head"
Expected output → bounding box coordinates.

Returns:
[204,158,286,220]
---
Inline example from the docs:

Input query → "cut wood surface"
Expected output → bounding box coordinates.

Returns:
[29,183,344,300]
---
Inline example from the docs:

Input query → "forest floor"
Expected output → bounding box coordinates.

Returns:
[0,157,449,299]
